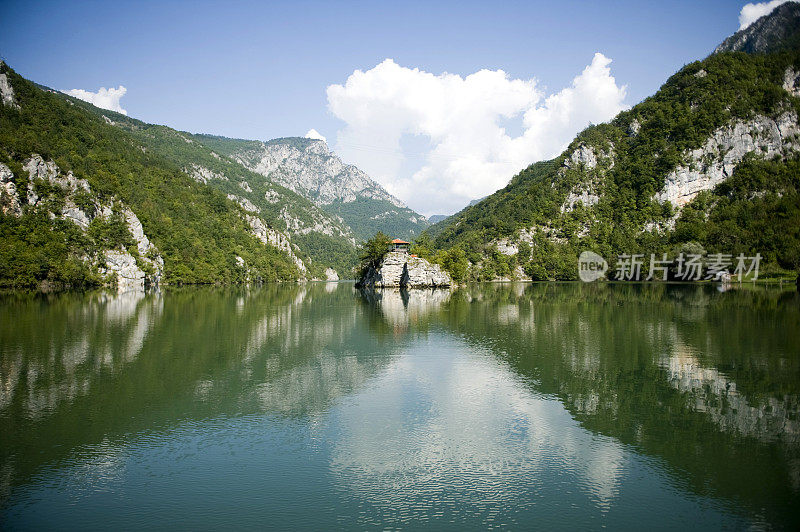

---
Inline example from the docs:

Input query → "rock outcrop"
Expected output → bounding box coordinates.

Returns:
[15,154,165,290]
[186,164,228,184]
[560,143,613,212]
[0,163,21,216]
[101,250,148,292]
[561,188,601,213]
[0,62,20,110]
[655,112,800,207]
[357,251,451,288]
[401,256,452,287]
[245,214,307,273]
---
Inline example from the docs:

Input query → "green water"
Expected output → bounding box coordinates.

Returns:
[1,283,798,530]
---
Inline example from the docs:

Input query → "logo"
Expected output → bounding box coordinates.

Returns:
[578,251,608,282]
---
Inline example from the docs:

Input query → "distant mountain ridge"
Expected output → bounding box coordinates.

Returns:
[192,134,429,242]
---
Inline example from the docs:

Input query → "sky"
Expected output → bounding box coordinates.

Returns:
[0,0,786,216]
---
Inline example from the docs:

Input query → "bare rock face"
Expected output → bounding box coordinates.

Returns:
[234,138,408,208]
[655,112,800,207]
[61,199,91,229]
[358,251,451,288]
[0,62,20,110]
[122,207,164,281]
[227,193,259,213]
[186,164,228,184]
[245,214,307,273]
[495,239,519,256]
[0,163,21,216]
[561,188,600,213]
[784,67,800,97]
[401,256,452,288]
[565,144,599,170]
[101,250,147,292]
[324,267,339,281]
[19,154,165,289]
[560,143,612,212]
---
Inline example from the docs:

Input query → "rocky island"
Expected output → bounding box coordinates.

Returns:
[357,250,451,288]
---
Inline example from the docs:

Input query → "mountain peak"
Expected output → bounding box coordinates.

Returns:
[715,1,800,54]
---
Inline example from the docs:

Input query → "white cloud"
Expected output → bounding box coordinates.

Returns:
[63,85,128,115]
[327,55,627,216]
[304,128,327,142]
[739,0,794,30]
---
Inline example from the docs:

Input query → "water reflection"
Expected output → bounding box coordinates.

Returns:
[326,340,629,526]
[430,283,800,527]
[0,283,798,528]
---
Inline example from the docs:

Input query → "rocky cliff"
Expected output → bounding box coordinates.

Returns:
[357,251,451,288]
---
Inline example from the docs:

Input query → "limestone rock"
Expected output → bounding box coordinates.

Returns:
[784,67,800,97]
[0,163,21,216]
[233,138,408,208]
[0,62,20,110]
[358,251,451,288]
[186,164,228,184]
[227,194,259,213]
[61,199,91,229]
[495,239,519,256]
[565,144,598,170]
[401,256,452,288]
[122,207,164,282]
[101,250,147,292]
[245,214,307,272]
[324,268,339,281]
[24,155,90,193]
[655,112,800,207]
[714,2,800,55]
[561,188,600,213]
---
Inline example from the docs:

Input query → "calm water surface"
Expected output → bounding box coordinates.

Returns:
[1,283,798,529]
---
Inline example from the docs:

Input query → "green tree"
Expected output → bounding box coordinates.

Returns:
[357,231,390,276]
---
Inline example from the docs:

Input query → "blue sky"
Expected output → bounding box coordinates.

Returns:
[0,0,766,214]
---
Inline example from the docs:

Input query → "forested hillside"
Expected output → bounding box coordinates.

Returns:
[0,61,299,288]
[424,18,800,282]
[72,109,359,278]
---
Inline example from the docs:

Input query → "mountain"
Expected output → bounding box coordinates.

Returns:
[427,215,448,224]
[715,1,800,54]
[423,4,800,282]
[75,111,359,279]
[190,134,429,242]
[0,60,305,289]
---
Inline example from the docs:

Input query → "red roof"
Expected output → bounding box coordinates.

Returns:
[391,238,410,244]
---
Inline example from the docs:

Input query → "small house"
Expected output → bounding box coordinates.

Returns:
[391,238,410,253]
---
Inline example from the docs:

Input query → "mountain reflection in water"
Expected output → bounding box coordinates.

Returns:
[1,283,798,529]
